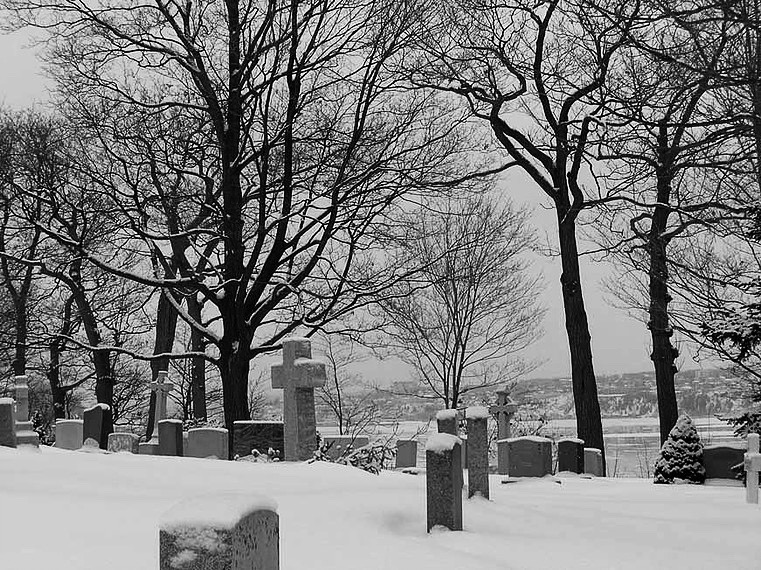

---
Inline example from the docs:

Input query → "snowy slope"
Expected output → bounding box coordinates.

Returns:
[1,446,759,570]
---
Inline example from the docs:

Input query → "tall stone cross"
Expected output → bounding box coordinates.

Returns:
[489,387,518,440]
[271,337,326,461]
[149,371,174,443]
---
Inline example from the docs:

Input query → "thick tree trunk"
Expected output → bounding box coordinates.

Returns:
[146,290,179,439]
[649,141,679,445]
[219,343,251,458]
[557,216,606,472]
[187,295,207,421]
[48,339,66,420]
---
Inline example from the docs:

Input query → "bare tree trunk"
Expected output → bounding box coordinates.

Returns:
[146,290,179,439]
[187,295,207,421]
[558,214,606,473]
[219,341,251,458]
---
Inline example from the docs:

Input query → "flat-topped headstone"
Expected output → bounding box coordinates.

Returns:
[0,398,17,448]
[498,436,553,477]
[323,435,370,460]
[160,494,279,570]
[233,420,284,459]
[745,434,760,504]
[436,409,458,436]
[158,419,184,457]
[187,427,229,459]
[56,419,84,450]
[703,444,746,481]
[557,438,585,474]
[108,432,140,453]
[466,406,489,499]
[584,448,604,477]
[396,439,418,468]
[271,337,326,461]
[83,403,112,450]
[426,433,463,532]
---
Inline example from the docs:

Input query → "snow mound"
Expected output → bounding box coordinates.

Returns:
[161,493,278,532]
[466,406,489,420]
[435,409,458,421]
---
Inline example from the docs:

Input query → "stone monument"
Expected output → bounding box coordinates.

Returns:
[271,337,326,461]
[14,375,39,447]
[466,406,489,499]
[140,370,173,455]
[426,433,463,532]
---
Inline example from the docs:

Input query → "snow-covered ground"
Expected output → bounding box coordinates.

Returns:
[1,445,760,569]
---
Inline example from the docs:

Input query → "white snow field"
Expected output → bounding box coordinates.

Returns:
[1,445,760,570]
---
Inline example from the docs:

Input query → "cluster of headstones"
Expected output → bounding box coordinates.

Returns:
[424,402,606,532]
[0,376,40,449]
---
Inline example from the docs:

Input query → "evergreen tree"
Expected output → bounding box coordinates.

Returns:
[654,415,706,484]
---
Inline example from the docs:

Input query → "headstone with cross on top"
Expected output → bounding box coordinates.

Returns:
[271,337,326,461]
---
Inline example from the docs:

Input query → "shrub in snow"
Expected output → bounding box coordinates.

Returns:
[653,414,706,484]
[312,432,394,474]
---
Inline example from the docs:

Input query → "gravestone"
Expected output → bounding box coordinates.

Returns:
[271,337,326,461]
[233,420,285,459]
[0,398,17,448]
[557,438,585,473]
[489,387,517,440]
[466,406,489,499]
[108,432,140,453]
[143,371,174,455]
[703,444,746,482]
[396,439,418,468]
[14,375,39,447]
[436,409,458,436]
[187,427,229,459]
[745,434,760,504]
[159,419,184,457]
[491,388,518,474]
[426,433,463,532]
[82,403,112,450]
[498,436,553,477]
[323,435,370,460]
[56,419,84,450]
[584,448,604,477]
[160,494,279,570]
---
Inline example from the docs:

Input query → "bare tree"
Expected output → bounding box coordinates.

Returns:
[373,193,544,409]
[3,0,486,433]
[406,0,641,457]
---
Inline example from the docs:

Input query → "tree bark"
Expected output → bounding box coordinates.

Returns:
[219,341,251,458]
[146,290,179,439]
[557,214,606,473]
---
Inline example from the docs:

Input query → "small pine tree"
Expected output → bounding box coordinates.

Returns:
[653,414,706,484]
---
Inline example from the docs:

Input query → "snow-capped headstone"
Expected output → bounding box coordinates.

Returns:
[0,398,17,448]
[703,444,746,482]
[159,493,279,570]
[271,337,326,461]
[426,433,463,532]
[108,432,139,453]
[745,433,760,504]
[436,409,458,436]
[395,439,417,469]
[149,371,174,440]
[82,403,112,450]
[55,419,84,450]
[159,419,184,457]
[233,421,284,459]
[466,407,489,499]
[583,448,604,477]
[187,428,229,460]
[498,436,553,477]
[557,438,585,474]
[14,375,39,448]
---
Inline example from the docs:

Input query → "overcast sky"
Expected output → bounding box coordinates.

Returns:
[0,29,708,380]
